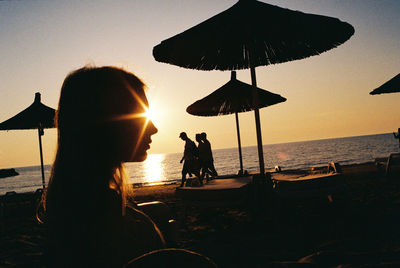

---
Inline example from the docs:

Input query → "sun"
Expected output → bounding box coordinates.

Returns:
[145,106,161,124]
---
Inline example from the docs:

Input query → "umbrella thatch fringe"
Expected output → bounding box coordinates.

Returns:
[156,38,353,71]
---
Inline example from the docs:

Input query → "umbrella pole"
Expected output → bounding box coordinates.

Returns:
[250,66,265,177]
[235,112,244,174]
[37,127,45,189]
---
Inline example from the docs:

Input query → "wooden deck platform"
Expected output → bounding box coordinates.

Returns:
[175,170,347,202]
[175,176,252,202]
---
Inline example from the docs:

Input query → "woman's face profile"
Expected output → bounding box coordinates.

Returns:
[121,92,158,163]
[58,67,157,163]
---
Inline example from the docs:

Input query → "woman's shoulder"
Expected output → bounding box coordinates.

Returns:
[121,205,166,261]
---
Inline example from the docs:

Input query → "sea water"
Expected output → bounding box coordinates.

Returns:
[1,133,398,195]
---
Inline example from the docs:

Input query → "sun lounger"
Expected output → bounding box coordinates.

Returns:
[374,156,387,172]
[1,190,44,234]
[374,153,400,177]
[136,201,178,244]
[385,153,400,177]
[271,162,346,200]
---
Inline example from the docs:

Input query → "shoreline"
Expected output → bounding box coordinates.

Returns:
[0,132,395,171]
[0,161,383,197]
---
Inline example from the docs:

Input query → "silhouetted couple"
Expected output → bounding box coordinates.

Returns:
[179,132,218,187]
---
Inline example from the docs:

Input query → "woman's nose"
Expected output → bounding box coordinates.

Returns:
[148,120,158,135]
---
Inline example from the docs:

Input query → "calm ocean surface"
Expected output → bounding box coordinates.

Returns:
[1,133,398,195]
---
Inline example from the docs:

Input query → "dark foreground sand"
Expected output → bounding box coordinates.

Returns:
[1,162,400,267]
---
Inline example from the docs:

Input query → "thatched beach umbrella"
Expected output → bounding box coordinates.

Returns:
[187,71,286,174]
[0,92,55,188]
[153,0,354,176]
[370,73,400,95]
[370,73,400,148]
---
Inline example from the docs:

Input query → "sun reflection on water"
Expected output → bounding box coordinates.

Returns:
[143,154,165,185]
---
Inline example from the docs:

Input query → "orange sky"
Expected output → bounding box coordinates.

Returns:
[0,0,399,168]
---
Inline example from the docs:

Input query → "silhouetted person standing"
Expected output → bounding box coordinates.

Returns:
[196,133,208,184]
[200,132,218,179]
[179,132,200,187]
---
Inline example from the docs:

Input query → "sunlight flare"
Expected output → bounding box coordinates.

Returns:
[144,105,162,126]
[143,154,165,184]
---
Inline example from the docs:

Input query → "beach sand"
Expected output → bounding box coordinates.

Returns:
[1,162,400,267]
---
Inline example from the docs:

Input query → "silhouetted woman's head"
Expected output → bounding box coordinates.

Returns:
[57,66,157,165]
[46,66,157,213]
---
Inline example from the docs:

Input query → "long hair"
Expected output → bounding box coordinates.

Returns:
[42,66,149,266]
[45,66,147,210]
